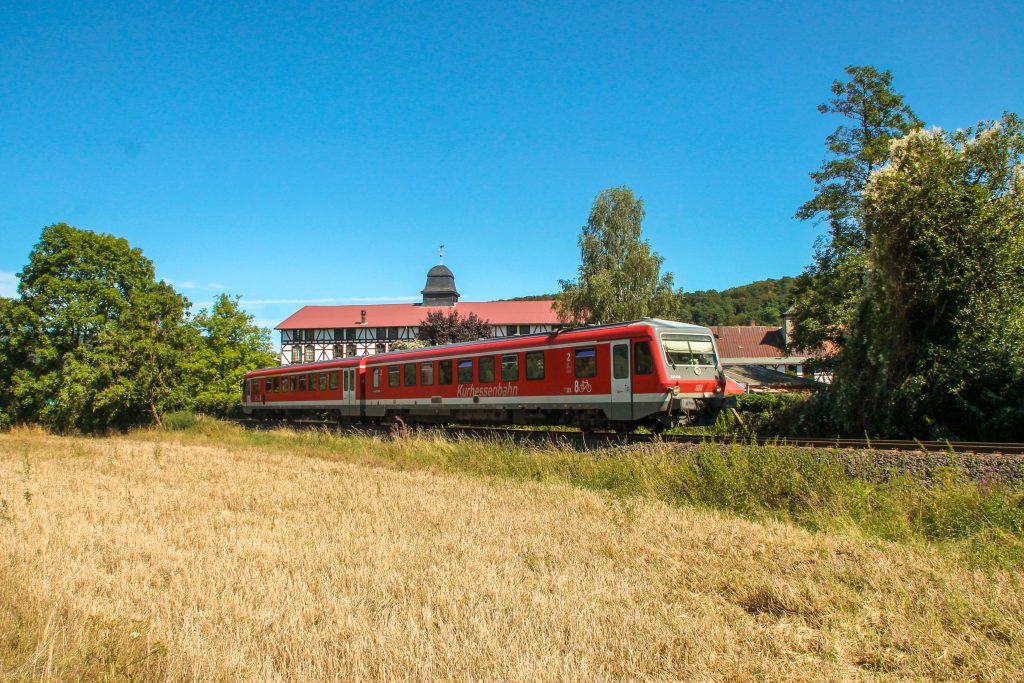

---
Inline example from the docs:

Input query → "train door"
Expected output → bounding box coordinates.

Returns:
[610,340,632,420]
[343,368,357,415]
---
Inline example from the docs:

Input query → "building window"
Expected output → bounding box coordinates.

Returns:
[347,343,357,357]
[574,347,597,378]
[501,354,519,381]
[478,356,495,383]
[305,345,315,363]
[388,365,400,387]
[387,327,398,340]
[420,362,434,386]
[375,343,386,354]
[438,359,453,385]
[333,344,343,359]
[404,363,417,386]
[526,351,544,380]
[345,328,356,341]
[457,359,473,384]
[290,346,301,364]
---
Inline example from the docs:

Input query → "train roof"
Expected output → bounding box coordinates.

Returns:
[246,318,713,376]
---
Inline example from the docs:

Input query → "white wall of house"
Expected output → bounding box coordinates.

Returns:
[277,324,556,365]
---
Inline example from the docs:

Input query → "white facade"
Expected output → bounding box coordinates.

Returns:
[278,323,557,365]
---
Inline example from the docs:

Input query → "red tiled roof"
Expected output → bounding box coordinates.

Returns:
[710,325,788,359]
[276,300,560,329]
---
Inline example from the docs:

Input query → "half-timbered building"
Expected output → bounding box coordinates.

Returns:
[275,261,561,365]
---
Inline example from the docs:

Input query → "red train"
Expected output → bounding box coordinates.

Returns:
[243,319,740,432]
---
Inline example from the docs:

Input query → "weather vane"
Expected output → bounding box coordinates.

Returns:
[439,244,445,264]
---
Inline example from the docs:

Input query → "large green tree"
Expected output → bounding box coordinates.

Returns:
[556,186,678,324]
[186,294,276,416]
[831,114,1024,439]
[10,224,195,431]
[791,66,921,353]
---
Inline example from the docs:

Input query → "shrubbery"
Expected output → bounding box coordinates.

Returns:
[161,410,199,431]
[731,392,835,437]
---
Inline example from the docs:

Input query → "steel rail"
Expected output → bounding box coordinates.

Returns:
[231,419,1024,455]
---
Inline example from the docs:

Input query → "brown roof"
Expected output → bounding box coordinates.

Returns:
[277,300,560,329]
[710,325,788,360]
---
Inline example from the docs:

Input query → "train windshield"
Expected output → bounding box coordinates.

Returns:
[661,333,717,368]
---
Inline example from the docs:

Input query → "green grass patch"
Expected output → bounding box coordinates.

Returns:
[143,419,1024,569]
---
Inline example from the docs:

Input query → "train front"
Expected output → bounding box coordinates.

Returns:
[648,320,740,428]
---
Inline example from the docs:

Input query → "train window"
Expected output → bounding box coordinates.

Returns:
[613,344,629,379]
[661,333,717,368]
[280,377,288,392]
[330,371,338,390]
[635,342,654,375]
[319,373,327,391]
[294,375,302,392]
[342,371,348,392]
[574,347,598,378]
[479,356,495,383]
[457,359,473,384]
[388,366,400,388]
[526,351,544,380]
[404,363,417,386]
[265,378,272,392]
[501,354,519,381]
[420,362,434,386]
[372,368,380,390]
[438,359,453,385]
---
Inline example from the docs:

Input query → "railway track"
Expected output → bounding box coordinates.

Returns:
[232,419,1024,455]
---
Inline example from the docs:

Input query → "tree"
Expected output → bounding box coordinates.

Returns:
[677,277,797,326]
[186,294,276,416]
[556,186,678,324]
[417,309,491,345]
[11,224,195,431]
[791,66,922,353]
[831,114,1024,439]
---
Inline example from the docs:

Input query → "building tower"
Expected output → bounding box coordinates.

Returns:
[420,245,460,307]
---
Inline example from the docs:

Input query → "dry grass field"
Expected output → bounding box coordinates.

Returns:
[2,427,1023,681]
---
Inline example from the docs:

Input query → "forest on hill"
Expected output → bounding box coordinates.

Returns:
[509,276,797,327]
[677,277,796,326]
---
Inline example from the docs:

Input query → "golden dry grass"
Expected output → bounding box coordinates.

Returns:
[1,430,1022,681]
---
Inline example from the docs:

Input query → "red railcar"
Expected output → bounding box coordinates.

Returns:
[243,318,739,432]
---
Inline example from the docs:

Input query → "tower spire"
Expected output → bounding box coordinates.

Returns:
[439,244,445,264]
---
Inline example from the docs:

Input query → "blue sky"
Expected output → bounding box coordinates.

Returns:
[2,0,1021,332]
